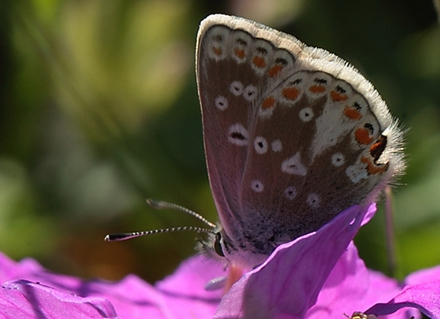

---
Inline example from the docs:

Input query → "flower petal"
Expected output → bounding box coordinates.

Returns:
[404,264,440,286]
[306,242,402,318]
[366,277,440,319]
[0,280,118,318]
[214,204,373,319]
[0,252,224,319]
[154,256,224,319]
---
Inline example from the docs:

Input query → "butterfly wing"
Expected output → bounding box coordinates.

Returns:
[196,17,273,247]
[196,15,404,260]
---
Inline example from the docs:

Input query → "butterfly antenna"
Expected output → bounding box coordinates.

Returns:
[104,198,217,242]
[105,226,216,242]
[146,198,217,228]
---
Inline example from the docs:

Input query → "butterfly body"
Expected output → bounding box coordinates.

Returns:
[196,15,404,268]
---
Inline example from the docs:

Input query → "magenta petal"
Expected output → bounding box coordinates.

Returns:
[156,255,225,297]
[0,251,226,319]
[361,202,377,225]
[0,253,44,281]
[214,204,373,319]
[0,280,118,318]
[154,256,224,319]
[366,267,440,319]
[404,265,440,286]
[306,242,402,318]
[0,252,164,318]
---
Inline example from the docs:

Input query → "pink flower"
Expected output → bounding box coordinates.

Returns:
[1,204,439,319]
[0,251,224,318]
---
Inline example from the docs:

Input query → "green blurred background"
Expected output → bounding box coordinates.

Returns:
[1,0,439,284]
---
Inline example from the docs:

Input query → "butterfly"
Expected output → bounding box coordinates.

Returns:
[195,14,404,269]
[105,14,404,274]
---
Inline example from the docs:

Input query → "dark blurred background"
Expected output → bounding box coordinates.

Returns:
[0,0,439,284]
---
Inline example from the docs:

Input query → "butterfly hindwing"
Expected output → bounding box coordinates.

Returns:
[196,14,404,261]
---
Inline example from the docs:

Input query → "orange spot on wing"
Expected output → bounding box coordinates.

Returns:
[213,47,222,56]
[268,65,283,77]
[262,96,276,109]
[330,90,348,101]
[344,106,362,120]
[234,48,246,58]
[355,127,374,145]
[361,156,389,174]
[253,56,266,68]
[282,87,300,100]
[309,85,326,93]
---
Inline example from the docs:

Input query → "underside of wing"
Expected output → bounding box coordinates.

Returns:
[196,14,404,256]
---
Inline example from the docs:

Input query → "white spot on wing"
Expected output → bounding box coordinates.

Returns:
[271,139,282,152]
[281,152,307,176]
[272,50,295,68]
[206,27,229,61]
[254,136,268,154]
[299,107,314,122]
[307,193,321,208]
[231,31,251,64]
[280,73,306,105]
[228,123,249,146]
[346,164,368,183]
[250,40,272,76]
[305,72,332,98]
[251,180,264,193]
[230,81,244,96]
[333,81,352,96]
[284,186,297,200]
[243,85,258,101]
[214,96,228,111]
[259,106,274,119]
[331,152,345,167]
[310,81,362,161]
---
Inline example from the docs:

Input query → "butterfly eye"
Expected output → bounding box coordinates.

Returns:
[214,232,225,257]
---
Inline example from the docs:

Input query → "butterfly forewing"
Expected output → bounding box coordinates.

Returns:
[197,23,280,244]
[196,15,404,261]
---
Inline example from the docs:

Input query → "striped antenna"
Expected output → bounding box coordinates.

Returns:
[146,199,216,228]
[104,199,217,242]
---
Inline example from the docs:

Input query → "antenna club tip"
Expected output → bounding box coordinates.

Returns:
[146,198,160,208]
[105,233,129,241]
